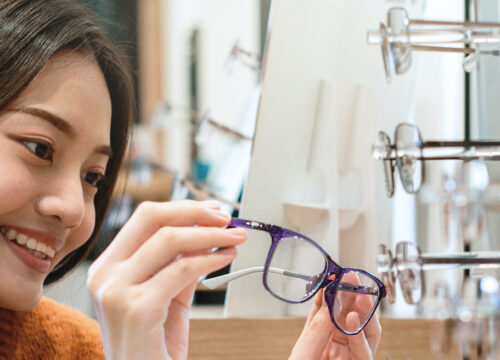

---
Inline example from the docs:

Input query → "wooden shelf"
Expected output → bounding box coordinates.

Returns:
[188,317,460,360]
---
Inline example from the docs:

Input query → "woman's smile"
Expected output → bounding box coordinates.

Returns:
[0,225,62,273]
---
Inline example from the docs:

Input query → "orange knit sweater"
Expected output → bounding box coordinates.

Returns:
[0,297,104,359]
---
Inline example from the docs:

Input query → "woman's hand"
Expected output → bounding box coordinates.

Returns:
[87,200,246,360]
[289,290,381,360]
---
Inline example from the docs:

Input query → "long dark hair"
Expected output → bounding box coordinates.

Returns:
[0,0,135,284]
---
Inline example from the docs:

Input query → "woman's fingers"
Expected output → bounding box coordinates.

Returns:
[289,290,335,360]
[345,312,374,360]
[140,246,239,306]
[124,226,247,283]
[304,291,324,327]
[95,200,231,264]
[362,311,382,354]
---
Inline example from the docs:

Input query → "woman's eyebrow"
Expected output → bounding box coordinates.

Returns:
[6,106,112,157]
[6,106,76,138]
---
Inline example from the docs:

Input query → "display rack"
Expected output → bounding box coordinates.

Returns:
[222,0,500,358]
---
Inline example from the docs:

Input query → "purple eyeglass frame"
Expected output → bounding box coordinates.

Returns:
[230,218,386,335]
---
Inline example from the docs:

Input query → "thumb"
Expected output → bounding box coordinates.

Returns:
[346,312,373,360]
[289,293,334,360]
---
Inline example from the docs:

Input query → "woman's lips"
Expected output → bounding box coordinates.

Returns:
[1,229,53,273]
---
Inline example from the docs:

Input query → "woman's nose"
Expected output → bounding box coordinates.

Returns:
[34,173,86,228]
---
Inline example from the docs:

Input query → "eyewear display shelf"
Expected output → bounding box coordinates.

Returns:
[369,0,500,359]
[218,0,500,360]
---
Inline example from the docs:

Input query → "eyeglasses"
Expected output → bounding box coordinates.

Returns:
[225,40,261,73]
[377,241,500,305]
[367,7,500,81]
[372,122,500,197]
[161,102,252,143]
[202,218,386,335]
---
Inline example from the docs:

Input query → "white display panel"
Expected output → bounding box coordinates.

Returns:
[225,0,427,317]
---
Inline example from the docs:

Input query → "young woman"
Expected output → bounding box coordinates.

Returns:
[0,1,380,359]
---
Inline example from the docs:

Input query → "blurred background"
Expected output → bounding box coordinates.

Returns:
[45,0,268,317]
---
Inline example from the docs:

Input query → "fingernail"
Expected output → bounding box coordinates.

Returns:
[227,228,247,239]
[213,210,231,221]
[201,200,221,209]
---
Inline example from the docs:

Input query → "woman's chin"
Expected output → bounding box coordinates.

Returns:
[0,286,42,311]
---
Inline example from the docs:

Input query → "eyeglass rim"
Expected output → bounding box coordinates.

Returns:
[378,22,394,81]
[377,244,397,304]
[324,268,385,335]
[378,131,396,198]
[394,122,425,195]
[229,218,386,334]
[394,241,426,304]
[387,7,412,75]
[229,218,335,303]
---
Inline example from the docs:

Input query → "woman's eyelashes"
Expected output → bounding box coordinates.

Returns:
[83,172,105,189]
[22,138,106,190]
[23,139,54,161]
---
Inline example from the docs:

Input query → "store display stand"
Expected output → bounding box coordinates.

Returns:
[224,0,425,317]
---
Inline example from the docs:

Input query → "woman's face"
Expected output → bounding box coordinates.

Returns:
[0,51,111,310]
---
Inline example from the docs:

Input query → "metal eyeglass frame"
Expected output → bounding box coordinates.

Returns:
[372,122,500,197]
[162,102,252,142]
[367,7,500,81]
[378,241,500,305]
[202,218,386,335]
[225,39,262,73]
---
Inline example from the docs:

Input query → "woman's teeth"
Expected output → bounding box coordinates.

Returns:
[4,228,56,259]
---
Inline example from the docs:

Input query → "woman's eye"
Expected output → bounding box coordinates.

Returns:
[83,172,104,188]
[23,141,54,161]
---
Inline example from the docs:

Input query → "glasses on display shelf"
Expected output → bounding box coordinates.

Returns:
[419,161,490,246]
[225,40,262,73]
[162,102,253,143]
[194,113,253,145]
[176,177,241,210]
[428,278,500,359]
[377,241,500,305]
[202,218,386,335]
[372,122,500,198]
[131,160,241,209]
[367,7,500,81]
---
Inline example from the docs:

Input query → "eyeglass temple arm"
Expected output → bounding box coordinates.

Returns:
[201,266,381,297]
[412,45,499,55]
[200,266,311,290]
[337,282,381,296]
[367,19,500,48]
[419,255,500,266]
[410,19,500,28]
[372,141,500,161]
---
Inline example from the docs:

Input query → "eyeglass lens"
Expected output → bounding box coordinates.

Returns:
[387,7,411,75]
[326,270,380,335]
[395,123,424,194]
[378,132,395,197]
[379,23,394,81]
[265,235,328,302]
[395,242,424,304]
